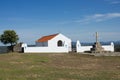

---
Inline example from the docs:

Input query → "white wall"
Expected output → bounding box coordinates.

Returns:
[49,33,72,51]
[24,47,68,53]
[22,43,69,53]
[21,33,71,53]
[102,42,114,52]
[76,40,114,53]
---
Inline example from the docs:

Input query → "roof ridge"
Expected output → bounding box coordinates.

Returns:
[43,33,59,37]
[36,33,59,42]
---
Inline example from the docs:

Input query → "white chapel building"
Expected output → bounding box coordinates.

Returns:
[23,33,72,53]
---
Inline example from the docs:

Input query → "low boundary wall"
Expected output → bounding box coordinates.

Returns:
[76,40,114,53]
[22,43,69,53]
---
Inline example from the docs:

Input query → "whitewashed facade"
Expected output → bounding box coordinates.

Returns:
[76,40,114,53]
[22,33,72,53]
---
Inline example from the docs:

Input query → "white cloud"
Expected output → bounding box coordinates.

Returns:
[105,0,120,4]
[111,1,120,4]
[75,13,120,23]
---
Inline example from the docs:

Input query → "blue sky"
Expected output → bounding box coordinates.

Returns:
[0,0,120,45]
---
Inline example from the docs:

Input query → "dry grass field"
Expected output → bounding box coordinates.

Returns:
[0,52,120,80]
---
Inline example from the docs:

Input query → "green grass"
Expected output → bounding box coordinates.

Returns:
[0,53,120,80]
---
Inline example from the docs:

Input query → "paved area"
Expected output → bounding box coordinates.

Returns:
[77,52,120,56]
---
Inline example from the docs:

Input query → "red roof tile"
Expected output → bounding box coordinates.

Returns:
[36,33,59,42]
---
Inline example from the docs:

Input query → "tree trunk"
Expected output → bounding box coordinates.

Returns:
[10,43,14,52]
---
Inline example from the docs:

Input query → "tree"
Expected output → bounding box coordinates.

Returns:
[0,30,19,51]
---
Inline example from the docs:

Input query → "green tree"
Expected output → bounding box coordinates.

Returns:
[0,30,19,51]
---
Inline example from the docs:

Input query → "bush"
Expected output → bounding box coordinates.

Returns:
[115,45,120,52]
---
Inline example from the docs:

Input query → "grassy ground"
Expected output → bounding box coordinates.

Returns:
[0,53,120,80]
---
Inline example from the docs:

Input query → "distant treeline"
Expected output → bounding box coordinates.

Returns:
[0,46,9,53]
[114,45,120,52]
[113,41,120,52]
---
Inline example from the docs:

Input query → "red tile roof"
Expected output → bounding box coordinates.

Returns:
[36,33,59,42]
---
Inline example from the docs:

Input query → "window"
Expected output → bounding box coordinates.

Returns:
[57,40,63,47]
